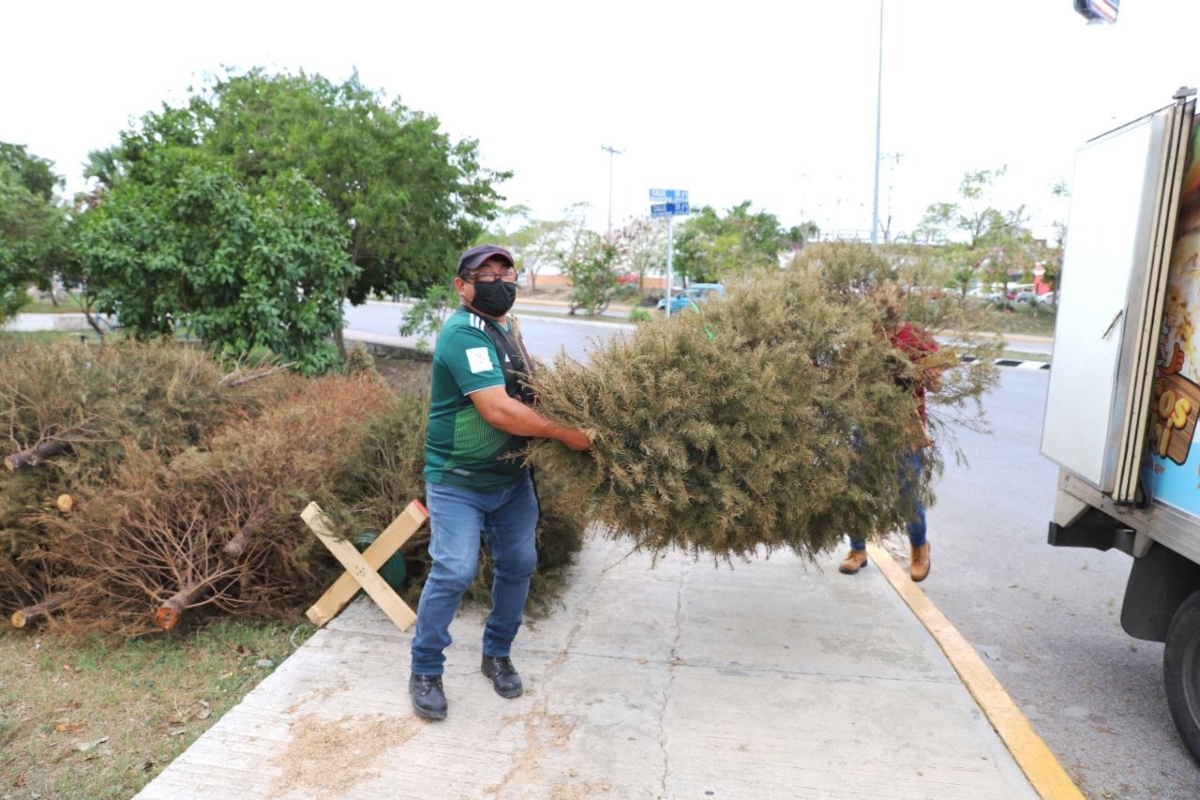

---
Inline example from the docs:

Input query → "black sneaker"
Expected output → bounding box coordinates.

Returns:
[481,655,523,698]
[409,673,447,720]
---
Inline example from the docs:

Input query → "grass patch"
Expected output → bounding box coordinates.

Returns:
[16,297,89,314]
[999,349,1051,363]
[980,303,1058,338]
[0,331,98,345]
[0,617,314,798]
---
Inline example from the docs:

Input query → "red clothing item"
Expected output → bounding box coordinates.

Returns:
[888,321,938,425]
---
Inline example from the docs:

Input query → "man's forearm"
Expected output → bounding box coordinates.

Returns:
[480,394,575,442]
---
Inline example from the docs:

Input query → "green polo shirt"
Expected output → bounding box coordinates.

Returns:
[423,308,529,491]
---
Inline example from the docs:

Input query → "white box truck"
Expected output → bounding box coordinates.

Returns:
[1043,87,1200,761]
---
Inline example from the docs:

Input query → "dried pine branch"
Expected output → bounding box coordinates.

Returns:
[527,259,1000,562]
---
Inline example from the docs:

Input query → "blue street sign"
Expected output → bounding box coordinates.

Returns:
[650,201,691,218]
[649,188,688,202]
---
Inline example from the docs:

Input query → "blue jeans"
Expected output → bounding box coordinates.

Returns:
[850,449,926,550]
[411,472,539,676]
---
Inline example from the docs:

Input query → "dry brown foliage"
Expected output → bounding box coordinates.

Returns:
[0,339,298,615]
[527,253,1001,562]
[36,373,401,636]
[3,338,588,637]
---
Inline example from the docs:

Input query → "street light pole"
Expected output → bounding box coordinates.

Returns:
[871,0,884,247]
[601,144,623,235]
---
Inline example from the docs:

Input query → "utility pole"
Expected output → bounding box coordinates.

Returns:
[871,0,884,247]
[601,144,623,235]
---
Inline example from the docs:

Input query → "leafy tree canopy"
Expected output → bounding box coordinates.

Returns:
[75,141,356,373]
[75,68,512,367]
[673,201,791,284]
[910,168,1056,297]
[0,143,62,201]
[84,69,511,299]
[192,68,509,301]
[487,204,576,293]
[0,144,70,321]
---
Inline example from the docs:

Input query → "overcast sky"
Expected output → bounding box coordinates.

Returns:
[4,1,1198,241]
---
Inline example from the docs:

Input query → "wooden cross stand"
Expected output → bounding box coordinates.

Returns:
[301,499,429,631]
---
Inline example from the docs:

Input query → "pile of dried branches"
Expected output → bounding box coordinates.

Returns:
[36,373,398,636]
[3,338,590,637]
[6,243,998,633]
[0,338,294,613]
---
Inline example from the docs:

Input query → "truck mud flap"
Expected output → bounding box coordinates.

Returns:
[1123,542,1200,642]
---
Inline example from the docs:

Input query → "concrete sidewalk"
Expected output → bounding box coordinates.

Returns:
[135,534,1067,799]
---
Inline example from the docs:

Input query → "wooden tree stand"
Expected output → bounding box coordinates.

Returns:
[301,499,429,632]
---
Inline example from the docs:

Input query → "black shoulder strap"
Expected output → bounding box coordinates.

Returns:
[480,315,537,406]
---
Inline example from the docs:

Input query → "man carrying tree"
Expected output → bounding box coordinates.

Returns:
[409,244,591,721]
[838,286,943,583]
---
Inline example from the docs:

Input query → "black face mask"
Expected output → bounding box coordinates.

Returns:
[470,280,517,317]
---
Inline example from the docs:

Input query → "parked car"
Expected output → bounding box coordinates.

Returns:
[967,286,1004,301]
[1015,289,1058,305]
[656,283,725,313]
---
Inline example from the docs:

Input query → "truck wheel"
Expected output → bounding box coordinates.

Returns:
[1164,589,1200,763]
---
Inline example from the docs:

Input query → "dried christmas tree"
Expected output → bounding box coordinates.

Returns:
[526,247,1000,562]
[0,338,295,614]
[39,373,399,636]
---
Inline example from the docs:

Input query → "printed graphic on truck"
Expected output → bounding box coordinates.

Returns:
[1144,122,1200,514]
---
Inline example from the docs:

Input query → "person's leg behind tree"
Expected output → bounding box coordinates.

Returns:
[901,449,930,582]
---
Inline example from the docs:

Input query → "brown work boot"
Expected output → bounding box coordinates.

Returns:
[838,549,868,575]
[910,542,931,582]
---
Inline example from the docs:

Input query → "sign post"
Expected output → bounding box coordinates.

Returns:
[649,189,691,314]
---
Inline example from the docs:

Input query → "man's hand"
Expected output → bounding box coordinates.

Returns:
[923,367,945,394]
[557,427,591,452]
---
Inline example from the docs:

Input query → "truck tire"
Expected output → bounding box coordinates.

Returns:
[1164,589,1200,763]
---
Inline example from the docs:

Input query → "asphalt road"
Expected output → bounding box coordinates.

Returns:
[925,369,1198,798]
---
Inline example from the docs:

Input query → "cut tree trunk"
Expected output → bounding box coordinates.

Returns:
[221,532,249,562]
[5,440,70,471]
[155,582,205,630]
[11,593,71,629]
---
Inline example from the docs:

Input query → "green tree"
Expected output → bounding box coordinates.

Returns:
[195,69,509,302]
[81,68,510,358]
[0,145,69,320]
[500,212,574,293]
[74,140,357,373]
[673,201,789,284]
[615,216,667,291]
[1,144,61,201]
[912,168,1037,300]
[562,232,620,315]
[1038,180,1069,296]
[398,283,458,353]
